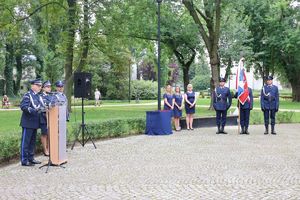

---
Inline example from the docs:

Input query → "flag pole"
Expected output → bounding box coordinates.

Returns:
[238,100,240,134]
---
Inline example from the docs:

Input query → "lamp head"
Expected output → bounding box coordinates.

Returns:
[157,0,162,3]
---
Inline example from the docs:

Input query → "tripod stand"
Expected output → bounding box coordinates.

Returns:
[71,97,97,149]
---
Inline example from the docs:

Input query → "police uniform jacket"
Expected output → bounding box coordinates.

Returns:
[260,84,279,111]
[20,89,43,129]
[39,92,56,125]
[213,86,232,111]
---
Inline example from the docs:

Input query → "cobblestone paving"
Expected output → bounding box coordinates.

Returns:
[1,124,300,200]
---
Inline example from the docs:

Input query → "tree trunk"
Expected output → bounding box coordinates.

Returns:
[77,0,89,72]
[291,79,300,102]
[14,53,23,95]
[183,65,190,92]
[4,43,14,96]
[64,0,77,111]
[182,0,221,110]
[209,53,220,110]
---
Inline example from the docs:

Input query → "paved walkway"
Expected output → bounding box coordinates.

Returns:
[0,124,300,199]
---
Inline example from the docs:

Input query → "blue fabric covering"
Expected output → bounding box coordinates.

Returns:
[145,110,173,135]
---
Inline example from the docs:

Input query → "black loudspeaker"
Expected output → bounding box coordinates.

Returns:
[74,72,92,98]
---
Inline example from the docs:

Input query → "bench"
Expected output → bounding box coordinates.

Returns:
[2,96,10,109]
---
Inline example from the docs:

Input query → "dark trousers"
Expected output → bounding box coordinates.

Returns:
[240,109,250,128]
[216,110,227,127]
[263,109,276,126]
[20,128,37,164]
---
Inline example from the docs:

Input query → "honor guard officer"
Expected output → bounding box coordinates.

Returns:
[39,80,55,156]
[234,87,254,134]
[20,79,44,166]
[54,80,69,121]
[213,77,232,134]
[260,76,279,135]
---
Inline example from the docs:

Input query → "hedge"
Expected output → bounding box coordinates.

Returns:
[70,118,146,141]
[0,118,146,163]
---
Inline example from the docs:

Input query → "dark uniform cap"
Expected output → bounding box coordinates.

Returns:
[43,80,51,88]
[219,77,226,82]
[266,76,273,80]
[55,80,64,87]
[30,79,42,85]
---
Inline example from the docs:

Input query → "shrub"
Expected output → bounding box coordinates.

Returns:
[0,135,20,162]
[131,80,158,100]
[277,111,294,123]
[250,112,263,124]
[191,75,210,91]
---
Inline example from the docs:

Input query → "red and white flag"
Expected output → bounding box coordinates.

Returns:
[236,58,249,105]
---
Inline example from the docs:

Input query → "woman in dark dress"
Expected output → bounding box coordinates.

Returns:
[163,85,174,112]
[173,86,184,131]
[184,84,196,130]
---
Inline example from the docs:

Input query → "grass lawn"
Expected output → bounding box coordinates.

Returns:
[0,105,216,138]
[1,98,299,139]
[196,98,300,110]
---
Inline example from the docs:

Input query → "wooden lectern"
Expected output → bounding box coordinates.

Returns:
[48,105,67,165]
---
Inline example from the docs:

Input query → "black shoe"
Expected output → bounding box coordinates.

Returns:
[221,126,227,134]
[245,128,250,135]
[271,126,276,135]
[22,162,35,167]
[29,160,41,165]
[240,127,245,135]
[216,126,221,134]
[43,152,50,157]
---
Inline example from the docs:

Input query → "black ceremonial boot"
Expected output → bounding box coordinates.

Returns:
[216,125,221,134]
[245,127,250,135]
[271,125,276,135]
[240,126,245,134]
[221,126,227,134]
[264,125,269,135]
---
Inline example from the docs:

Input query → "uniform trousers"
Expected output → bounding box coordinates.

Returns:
[20,128,37,164]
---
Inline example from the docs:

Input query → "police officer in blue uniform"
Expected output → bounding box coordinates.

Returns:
[213,77,232,134]
[261,76,279,135]
[39,80,56,156]
[54,80,69,121]
[20,79,44,166]
[234,88,253,134]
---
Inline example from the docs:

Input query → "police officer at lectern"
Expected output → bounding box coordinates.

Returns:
[54,80,69,121]
[20,79,44,166]
[213,77,232,134]
[260,76,279,135]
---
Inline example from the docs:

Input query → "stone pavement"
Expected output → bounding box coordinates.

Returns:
[0,124,300,200]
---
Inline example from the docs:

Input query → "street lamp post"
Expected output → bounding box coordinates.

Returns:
[157,0,162,110]
[128,59,131,103]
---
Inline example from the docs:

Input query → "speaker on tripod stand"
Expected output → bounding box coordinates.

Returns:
[71,72,96,149]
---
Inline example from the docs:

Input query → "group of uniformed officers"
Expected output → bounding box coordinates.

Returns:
[20,79,67,166]
[213,75,279,135]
